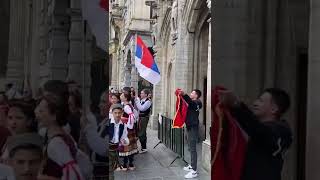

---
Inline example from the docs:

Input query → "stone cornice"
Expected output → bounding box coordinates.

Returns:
[122,30,152,46]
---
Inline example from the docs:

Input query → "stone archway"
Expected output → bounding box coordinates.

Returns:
[185,0,210,141]
[184,0,211,172]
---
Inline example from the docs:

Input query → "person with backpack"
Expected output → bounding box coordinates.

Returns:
[118,93,138,171]
[134,89,152,153]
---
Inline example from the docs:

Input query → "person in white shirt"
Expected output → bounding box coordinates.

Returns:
[82,103,128,179]
[134,89,152,153]
[108,104,129,176]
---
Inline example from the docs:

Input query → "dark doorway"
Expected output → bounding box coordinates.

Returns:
[91,60,108,107]
[203,77,207,140]
[0,0,10,77]
[296,51,308,180]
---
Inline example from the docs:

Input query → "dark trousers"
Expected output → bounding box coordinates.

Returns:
[123,154,134,167]
[187,126,198,171]
[138,116,149,149]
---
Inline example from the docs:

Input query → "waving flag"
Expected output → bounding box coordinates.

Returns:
[211,86,248,180]
[81,0,108,51]
[135,36,161,85]
[172,89,189,128]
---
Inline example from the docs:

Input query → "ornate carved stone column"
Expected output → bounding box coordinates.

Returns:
[201,0,212,172]
[6,0,27,89]
[39,0,50,84]
[68,0,92,105]
[46,0,69,80]
[130,37,139,90]
[306,0,320,179]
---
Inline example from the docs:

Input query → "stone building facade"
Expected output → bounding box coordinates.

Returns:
[0,0,108,105]
[109,0,211,172]
[213,0,319,179]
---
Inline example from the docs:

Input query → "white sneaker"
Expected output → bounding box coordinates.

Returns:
[183,165,193,172]
[184,170,198,179]
[139,149,148,154]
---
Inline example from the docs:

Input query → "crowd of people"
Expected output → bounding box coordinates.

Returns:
[0,80,153,180]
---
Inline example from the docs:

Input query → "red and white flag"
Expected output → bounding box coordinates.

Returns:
[81,0,109,51]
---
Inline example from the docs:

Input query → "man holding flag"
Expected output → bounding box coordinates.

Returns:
[177,89,202,179]
[216,88,293,180]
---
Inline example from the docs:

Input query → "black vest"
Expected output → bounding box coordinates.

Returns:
[94,120,124,162]
[139,100,152,117]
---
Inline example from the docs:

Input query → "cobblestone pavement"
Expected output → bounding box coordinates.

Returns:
[114,128,210,180]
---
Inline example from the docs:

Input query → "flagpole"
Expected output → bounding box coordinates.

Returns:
[134,33,138,91]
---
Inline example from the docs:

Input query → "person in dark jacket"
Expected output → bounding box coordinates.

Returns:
[179,89,202,179]
[219,88,293,180]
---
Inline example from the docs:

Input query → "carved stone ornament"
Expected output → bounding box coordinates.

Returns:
[171,0,178,41]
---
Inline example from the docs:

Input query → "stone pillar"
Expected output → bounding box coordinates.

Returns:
[130,36,139,90]
[47,0,69,80]
[29,0,42,96]
[110,54,118,88]
[212,0,248,97]
[119,50,127,89]
[201,0,211,172]
[150,44,162,130]
[68,0,92,105]
[39,0,50,84]
[6,0,27,89]
[306,1,320,179]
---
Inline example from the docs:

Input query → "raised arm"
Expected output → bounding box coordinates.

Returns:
[134,98,152,111]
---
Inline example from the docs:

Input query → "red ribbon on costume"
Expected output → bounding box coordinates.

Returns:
[63,160,82,180]
[211,86,248,180]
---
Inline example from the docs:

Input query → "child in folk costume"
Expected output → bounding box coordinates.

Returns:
[108,104,129,174]
[118,93,138,170]
[80,92,121,179]
[35,93,85,180]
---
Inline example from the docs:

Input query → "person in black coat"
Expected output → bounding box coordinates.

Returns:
[179,89,202,179]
